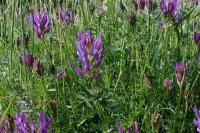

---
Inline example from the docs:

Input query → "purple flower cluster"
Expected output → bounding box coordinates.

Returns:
[194,32,200,46]
[190,0,199,6]
[193,106,200,133]
[117,122,139,133]
[0,112,52,133]
[135,0,154,12]
[164,79,173,94]
[57,7,74,26]
[29,11,51,39]
[71,31,104,78]
[160,0,180,21]
[39,112,52,133]
[175,62,187,87]
[23,54,45,76]
[0,115,10,132]
[15,112,30,133]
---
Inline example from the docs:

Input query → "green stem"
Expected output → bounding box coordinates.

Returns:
[41,77,53,117]
[0,96,15,125]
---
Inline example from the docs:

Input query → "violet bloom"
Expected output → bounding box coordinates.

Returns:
[134,122,139,133]
[198,52,200,63]
[23,54,45,76]
[55,72,67,78]
[163,79,173,92]
[117,122,139,133]
[33,60,45,76]
[194,32,200,46]
[175,62,187,86]
[100,4,108,13]
[135,0,146,11]
[14,112,29,133]
[135,0,155,12]
[57,7,74,26]
[0,115,5,132]
[31,122,36,133]
[23,54,35,67]
[193,106,200,133]
[190,0,199,6]
[29,11,51,39]
[72,32,104,78]
[160,0,180,20]
[39,112,52,133]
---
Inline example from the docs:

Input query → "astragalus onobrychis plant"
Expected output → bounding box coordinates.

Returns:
[0,0,200,132]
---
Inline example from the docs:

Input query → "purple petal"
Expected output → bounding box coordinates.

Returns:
[134,122,139,133]
[71,63,84,77]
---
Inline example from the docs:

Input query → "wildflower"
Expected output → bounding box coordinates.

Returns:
[135,0,146,11]
[30,122,36,133]
[163,79,173,93]
[193,106,200,133]
[100,2,108,14]
[190,0,199,6]
[14,112,29,133]
[156,20,164,28]
[29,11,51,39]
[134,122,139,133]
[151,113,161,126]
[175,62,187,87]
[160,0,180,21]
[72,32,104,79]
[23,54,35,67]
[39,112,52,133]
[23,54,45,76]
[198,52,200,63]
[0,115,5,132]
[95,68,105,79]
[117,122,139,133]
[144,73,152,89]
[33,60,45,76]
[57,7,74,26]
[55,72,67,78]
[135,0,155,12]
[194,32,200,46]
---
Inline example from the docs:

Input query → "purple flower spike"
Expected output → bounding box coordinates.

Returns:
[92,33,103,67]
[33,60,45,76]
[55,72,67,78]
[116,123,123,133]
[194,32,200,46]
[31,122,37,133]
[39,112,52,133]
[134,122,139,133]
[190,0,199,6]
[135,0,146,11]
[23,54,35,67]
[29,11,51,39]
[95,68,105,79]
[72,31,104,78]
[126,124,133,133]
[175,62,187,86]
[198,52,200,63]
[23,54,45,76]
[117,122,138,133]
[14,112,29,133]
[160,0,180,20]
[57,7,74,26]
[193,106,200,133]
[164,79,173,92]
[77,32,90,72]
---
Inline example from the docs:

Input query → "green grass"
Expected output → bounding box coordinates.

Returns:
[0,0,200,132]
